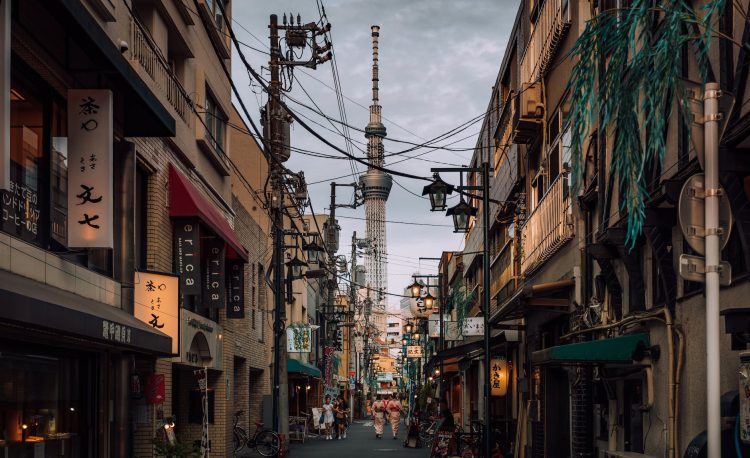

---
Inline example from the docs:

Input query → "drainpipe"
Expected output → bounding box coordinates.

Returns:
[112,141,135,458]
[704,82,721,458]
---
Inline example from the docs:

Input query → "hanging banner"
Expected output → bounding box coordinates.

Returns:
[428,314,450,338]
[0,0,9,190]
[490,358,509,397]
[226,261,244,318]
[462,317,485,336]
[406,346,423,358]
[324,346,334,386]
[134,271,179,355]
[286,325,312,353]
[67,89,113,248]
[202,238,225,308]
[174,218,201,296]
[145,374,166,404]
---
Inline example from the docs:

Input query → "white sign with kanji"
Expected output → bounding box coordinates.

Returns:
[462,317,485,336]
[67,89,113,247]
[406,345,423,358]
[134,271,179,354]
[287,325,312,353]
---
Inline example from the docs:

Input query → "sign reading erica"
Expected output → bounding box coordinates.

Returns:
[226,261,244,318]
[134,271,179,355]
[67,89,113,248]
[174,219,201,296]
[202,238,225,308]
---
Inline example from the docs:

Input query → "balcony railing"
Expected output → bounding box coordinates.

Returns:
[520,175,573,274]
[129,18,193,124]
[520,0,571,84]
[490,240,518,304]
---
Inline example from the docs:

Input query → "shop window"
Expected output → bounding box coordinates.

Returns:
[0,346,94,457]
[204,88,226,155]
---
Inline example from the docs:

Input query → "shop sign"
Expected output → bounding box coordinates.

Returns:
[101,319,132,344]
[146,374,166,404]
[202,238,225,308]
[226,261,244,318]
[490,358,509,397]
[428,314,450,338]
[323,387,339,399]
[134,271,179,355]
[67,89,113,248]
[0,0,9,190]
[406,345,423,358]
[287,325,312,353]
[176,309,223,370]
[462,317,485,336]
[174,219,201,296]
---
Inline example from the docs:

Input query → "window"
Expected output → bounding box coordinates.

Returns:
[205,0,228,31]
[204,89,226,155]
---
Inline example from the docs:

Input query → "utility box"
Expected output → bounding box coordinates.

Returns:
[740,351,750,443]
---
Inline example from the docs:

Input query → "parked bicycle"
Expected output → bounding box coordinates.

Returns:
[232,410,280,457]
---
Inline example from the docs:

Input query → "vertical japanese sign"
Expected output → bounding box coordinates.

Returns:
[286,325,312,352]
[0,0,10,190]
[67,89,113,247]
[202,238,225,308]
[134,271,179,354]
[174,218,201,296]
[490,358,509,397]
[226,260,244,318]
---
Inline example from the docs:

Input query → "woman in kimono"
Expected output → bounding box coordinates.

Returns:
[386,394,403,439]
[372,395,386,438]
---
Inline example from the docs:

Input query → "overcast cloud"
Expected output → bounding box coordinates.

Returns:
[232,0,518,309]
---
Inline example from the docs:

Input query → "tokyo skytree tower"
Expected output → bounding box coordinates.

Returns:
[360,25,392,311]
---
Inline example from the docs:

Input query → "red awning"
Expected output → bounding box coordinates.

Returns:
[168,165,249,261]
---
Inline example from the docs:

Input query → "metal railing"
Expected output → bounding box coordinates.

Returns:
[129,18,193,124]
[520,175,573,274]
[490,240,517,302]
[520,0,571,84]
[493,91,515,173]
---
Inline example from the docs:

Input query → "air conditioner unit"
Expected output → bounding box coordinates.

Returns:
[519,82,544,119]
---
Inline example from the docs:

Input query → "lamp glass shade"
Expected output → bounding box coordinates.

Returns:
[423,293,435,309]
[422,173,454,211]
[402,338,407,346]
[304,241,324,263]
[404,323,413,334]
[446,198,478,233]
[413,332,420,341]
[286,255,308,278]
[408,280,422,298]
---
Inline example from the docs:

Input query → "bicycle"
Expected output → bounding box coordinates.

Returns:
[419,418,438,445]
[232,410,280,457]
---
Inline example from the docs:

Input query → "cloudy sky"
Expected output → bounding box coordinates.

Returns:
[232,0,518,309]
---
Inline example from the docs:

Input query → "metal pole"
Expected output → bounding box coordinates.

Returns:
[439,272,444,395]
[704,82,721,458]
[269,13,284,435]
[482,161,492,458]
[349,231,357,423]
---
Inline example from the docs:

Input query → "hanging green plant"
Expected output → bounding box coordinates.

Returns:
[451,280,476,338]
[567,0,725,248]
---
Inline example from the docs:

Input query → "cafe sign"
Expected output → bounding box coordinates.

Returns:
[175,308,223,370]
[67,89,113,248]
[134,271,179,355]
[174,219,201,296]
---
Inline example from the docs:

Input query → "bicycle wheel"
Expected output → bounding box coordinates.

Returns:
[254,429,280,457]
[232,428,248,454]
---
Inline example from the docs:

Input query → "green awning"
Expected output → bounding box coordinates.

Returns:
[287,358,322,378]
[531,333,650,365]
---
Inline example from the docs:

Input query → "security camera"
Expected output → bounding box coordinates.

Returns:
[118,40,129,54]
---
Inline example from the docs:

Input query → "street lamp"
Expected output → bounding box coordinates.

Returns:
[404,322,413,334]
[422,173,454,211]
[408,279,423,298]
[286,253,308,278]
[304,239,325,263]
[402,337,408,346]
[423,292,435,310]
[445,196,477,233]
[413,331,420,342]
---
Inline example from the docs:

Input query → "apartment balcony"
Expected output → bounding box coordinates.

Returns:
[129,18,193,125]
[490,239,518,309]
[520,175,574,274]
[520,0,571,84]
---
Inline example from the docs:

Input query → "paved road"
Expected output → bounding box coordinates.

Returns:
[239,420,429,458]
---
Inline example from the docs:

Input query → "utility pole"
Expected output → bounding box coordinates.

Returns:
[349,231,357,423]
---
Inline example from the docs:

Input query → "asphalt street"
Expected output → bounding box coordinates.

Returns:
[238,419,429,458]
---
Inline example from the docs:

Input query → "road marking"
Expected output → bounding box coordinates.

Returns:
[362,421,373,426]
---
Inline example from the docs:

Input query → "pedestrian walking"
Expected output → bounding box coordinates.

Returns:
[386,394,403,439]
[322,395,335,440]
[335,395,350,439]
[372,395,386,438]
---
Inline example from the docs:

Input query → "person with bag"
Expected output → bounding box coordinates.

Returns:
[335,395,350,439]
[322,395,335,440]
[386,393,403,439]
[372,395,386,438]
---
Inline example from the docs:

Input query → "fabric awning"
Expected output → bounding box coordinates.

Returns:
[531,333,650,365]
[0,270,172,355]
[287,358,322,378]
[169,165,248,261]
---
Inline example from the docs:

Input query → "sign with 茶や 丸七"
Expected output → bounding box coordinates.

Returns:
[174,219,201,296]
[67,89,113,248]
[134,271,179,355]
[226,260,244,318]
[202,237,225,308]
[406,345,423,358]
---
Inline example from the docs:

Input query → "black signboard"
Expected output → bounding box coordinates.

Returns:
[174,218,201,296]
[226,261,244,318]
[202,238,225,309]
